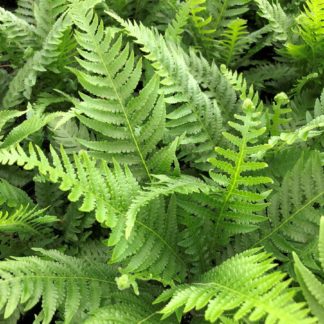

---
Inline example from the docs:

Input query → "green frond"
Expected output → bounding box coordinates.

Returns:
[255,0,293,42]
[207,0,251,34]
[84,291,173,324]
[0,143,139,227]
[156,248,313,323]
[110,196,187,283]
[270,115,324,151]
[34,0,70,40]
[209,98,272,240]
[69,4,165,179]
[15,0,35,25]
[0,112,66,149]
[220,65,264,112]
[0,205,57,235]
[2,13,73,109]
[255,151,324,271]
[0,248,118,323]
[125,174,213,239]
[109,11,223,169]
[165,1,191,42]
[294,217,324,321]
[218,18,249,66]
[0,6,36,60]
[186,0,216,48]
[267,92,292,136]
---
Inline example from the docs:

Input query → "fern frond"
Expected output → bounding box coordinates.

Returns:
[207,0,251,33]
[84,291,172,324]
[2,14,72,109]
[0,143,138,227]
[0,205,57,235]
[218,18,248,66]
[15,0,35,25]
[255,0,293,42]
[125,174,212,238]
[111,196,187,283]
[209,98,272,240]
[0,7,36,59]
[0,248,118,323]
[69,4,165,179]
[254,151,324,271]
[109,11,223,169]
[165,1,191,43]
[220,65,264,112]
[294,217,324,321]
[156,248,313,323]
[186,0,216,48]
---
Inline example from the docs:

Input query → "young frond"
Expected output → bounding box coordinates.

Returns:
[0,248,118,323]
[220,65,264,112]
[209,98,272,240]
[254,151,324,271]
[156,248,313,323]
[69,4,165,179]
[294,217,324,320]
[218,18,249,67]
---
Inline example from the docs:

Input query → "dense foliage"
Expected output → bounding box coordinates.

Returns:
[0,0,323,323]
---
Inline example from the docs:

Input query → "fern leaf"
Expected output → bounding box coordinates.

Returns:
[255,0,293,42]
[69,4,165,179]
[108,11,223,169]
[156,248,313,323]
[0,248,118,323]
[0,205,57,235]
[253,151,324,271]
[125,174,212,238]
[209,98,272,240]
[2,14,72,109]
[294,217,324,322]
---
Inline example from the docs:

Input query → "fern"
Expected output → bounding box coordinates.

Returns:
[253,151,324,272]
[294,216,324,321]
[2,14,73,108]
[0,248,118,323]
[109,11,223,169]
[209,98,272,241]
[0,205,57,235]
[69,3,166,178]
[156,248,313,323]
[255,0,293,42]
[207,0,251,35]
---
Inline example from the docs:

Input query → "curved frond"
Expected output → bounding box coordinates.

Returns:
[156,248,313,323]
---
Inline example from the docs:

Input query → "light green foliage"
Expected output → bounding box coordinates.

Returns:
[209,99,272,242]
[156,249,313,323]
[0,0,323,323]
